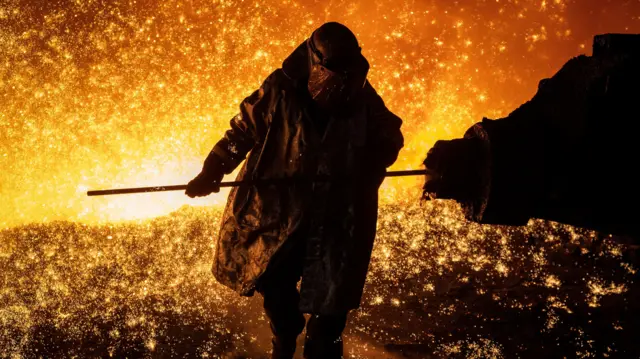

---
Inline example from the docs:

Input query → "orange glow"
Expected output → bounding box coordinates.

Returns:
[2,1,637,227]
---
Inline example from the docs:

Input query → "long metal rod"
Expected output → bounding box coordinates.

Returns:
[86,169,427,197]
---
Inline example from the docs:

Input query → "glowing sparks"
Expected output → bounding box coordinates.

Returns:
[545,274,561,288]
[587,280,627,308]
[3,0,635,227]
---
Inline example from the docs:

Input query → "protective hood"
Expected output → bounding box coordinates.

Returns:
[282,39,370,112]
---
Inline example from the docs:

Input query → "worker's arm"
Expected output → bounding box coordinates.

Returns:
[364,85,404,177]
[186,72,280,197]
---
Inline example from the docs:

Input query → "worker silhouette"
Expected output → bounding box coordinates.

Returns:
[186,22,403,358]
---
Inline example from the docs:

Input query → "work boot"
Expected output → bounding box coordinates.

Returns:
[303,336,343,359]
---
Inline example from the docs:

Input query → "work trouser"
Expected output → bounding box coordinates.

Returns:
[256,237,348,359]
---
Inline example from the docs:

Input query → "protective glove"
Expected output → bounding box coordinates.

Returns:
[422,137,485,201]
[185,152,226,198]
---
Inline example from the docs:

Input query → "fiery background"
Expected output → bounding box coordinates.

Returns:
[1,0,640,357]
[2,0,638,226]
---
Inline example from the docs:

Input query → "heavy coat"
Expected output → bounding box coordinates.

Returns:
[209,42,404,314]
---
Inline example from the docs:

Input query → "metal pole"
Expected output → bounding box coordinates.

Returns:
[86,169,427,197]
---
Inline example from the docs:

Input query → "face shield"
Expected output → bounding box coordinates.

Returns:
[306,36,370,111]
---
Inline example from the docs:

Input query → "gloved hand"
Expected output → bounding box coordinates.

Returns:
[185,152,226,198]
[422,137,485,201]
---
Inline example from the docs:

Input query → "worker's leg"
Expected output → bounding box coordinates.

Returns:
[257,241,306,359]
[303,312,349,359]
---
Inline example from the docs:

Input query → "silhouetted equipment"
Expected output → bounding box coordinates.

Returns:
[86,169,427,196]
[423,33,640,238]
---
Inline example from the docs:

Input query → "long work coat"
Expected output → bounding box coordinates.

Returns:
[210,42,404,314]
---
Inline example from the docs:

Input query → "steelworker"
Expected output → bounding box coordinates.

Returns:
[186,22,403,359]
